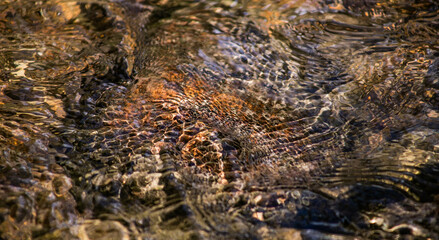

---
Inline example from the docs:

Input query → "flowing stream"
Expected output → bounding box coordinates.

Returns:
[0,0,438,239]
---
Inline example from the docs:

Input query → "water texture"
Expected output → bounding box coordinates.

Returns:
[0,0,438,239]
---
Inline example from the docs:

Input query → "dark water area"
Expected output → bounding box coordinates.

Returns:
[1,0,439,239]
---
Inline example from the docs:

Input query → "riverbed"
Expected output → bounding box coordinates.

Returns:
[0,0,438,239]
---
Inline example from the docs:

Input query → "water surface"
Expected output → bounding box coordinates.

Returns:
[0,0,438,239]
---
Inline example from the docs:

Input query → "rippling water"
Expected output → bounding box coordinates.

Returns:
[1,0,438,239]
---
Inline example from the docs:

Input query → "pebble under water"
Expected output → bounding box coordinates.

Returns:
[0,0,439,239]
